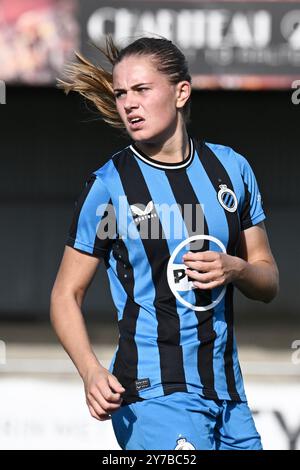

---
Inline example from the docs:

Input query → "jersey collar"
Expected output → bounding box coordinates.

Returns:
[130,136,195,170]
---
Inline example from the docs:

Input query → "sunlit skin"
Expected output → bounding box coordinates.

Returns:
[113,55,191,163]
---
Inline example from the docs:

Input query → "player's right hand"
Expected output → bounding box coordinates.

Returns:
[82,364,126,421]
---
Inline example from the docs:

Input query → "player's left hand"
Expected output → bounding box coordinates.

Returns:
[182,250,242,290]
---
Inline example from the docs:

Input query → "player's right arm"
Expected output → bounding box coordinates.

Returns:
[50,245,125,421]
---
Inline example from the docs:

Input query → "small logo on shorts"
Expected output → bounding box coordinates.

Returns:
[174,436,196,450]
[135,378,150,391]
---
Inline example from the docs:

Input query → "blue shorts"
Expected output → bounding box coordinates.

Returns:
[111,392,262,450]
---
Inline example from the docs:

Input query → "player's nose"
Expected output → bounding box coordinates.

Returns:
[124,92,139,111]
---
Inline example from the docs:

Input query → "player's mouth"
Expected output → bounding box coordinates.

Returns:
[128,116,145,130]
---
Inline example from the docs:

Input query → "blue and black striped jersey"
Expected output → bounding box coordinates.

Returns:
[66,137,265,405]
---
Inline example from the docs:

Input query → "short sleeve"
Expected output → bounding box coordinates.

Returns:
[236,153,266,231]
[66,173,117,258]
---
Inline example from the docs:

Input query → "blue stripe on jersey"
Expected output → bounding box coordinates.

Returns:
[187,149,232,398]
[72,176,111,255]
[106,164,164,398]
[134,157,202,392]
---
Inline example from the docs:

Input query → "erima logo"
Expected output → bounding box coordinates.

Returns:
[130,200,157,224]
[135,378,150,391]
[174,437,196,450]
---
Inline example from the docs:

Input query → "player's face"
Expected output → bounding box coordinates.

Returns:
[113,55,180,144]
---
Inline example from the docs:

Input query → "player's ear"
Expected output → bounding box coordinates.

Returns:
[175,81,191,110]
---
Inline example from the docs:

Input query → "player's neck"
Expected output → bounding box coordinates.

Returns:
[134,126,190,164]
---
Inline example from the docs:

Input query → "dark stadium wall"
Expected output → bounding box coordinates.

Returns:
[0,86,298,321]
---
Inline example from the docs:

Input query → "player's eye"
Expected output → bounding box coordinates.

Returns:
[137,87,148,93]
[115,91,126,99]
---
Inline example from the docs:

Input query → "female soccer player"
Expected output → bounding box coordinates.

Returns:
[50,36,279,450]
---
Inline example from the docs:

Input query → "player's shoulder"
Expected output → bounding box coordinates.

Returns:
[204,141,250,171]
[92,145,131,180]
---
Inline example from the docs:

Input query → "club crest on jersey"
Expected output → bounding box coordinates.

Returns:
[130,200,157,224]
[217,184,238,213]
[174,437,196,450]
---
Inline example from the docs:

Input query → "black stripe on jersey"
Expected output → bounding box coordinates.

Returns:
[224,283,241,400]
[111,237,144,405]
[113,149,187,397]
[199,144,240,255]
[197,141,240,400]
[241,181,253,230]
[165,156,218,400]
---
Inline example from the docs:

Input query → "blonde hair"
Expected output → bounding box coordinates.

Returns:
[57,36,123,128]
[57,35,192,129]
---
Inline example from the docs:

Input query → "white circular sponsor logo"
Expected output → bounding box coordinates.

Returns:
[167,234,226,312]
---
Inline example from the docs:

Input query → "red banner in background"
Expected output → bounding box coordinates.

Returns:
[0,0,79,84]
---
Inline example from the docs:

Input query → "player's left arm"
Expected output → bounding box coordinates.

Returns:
[232,221,279,302]
[183,221,279,303]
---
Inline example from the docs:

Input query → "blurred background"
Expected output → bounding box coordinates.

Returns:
[0,0,300,450]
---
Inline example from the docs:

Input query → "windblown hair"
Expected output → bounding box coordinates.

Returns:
[57,35,192,129]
